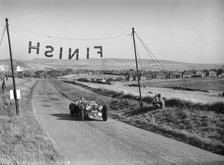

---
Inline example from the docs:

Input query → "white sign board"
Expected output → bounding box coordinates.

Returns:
[10,90,21,99]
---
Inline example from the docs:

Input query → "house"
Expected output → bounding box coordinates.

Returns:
[182,70,195,78]
[192,70,206,78]
[170,71,182,79]
[156,72,166,79]
[209,70,217,77]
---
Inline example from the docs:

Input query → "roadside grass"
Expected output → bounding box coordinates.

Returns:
[51,80,224,155]
[65,80,224,114]
[0,79,66,164]
[71,78,224,104]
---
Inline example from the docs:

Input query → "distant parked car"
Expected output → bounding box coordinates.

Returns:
[69,98,108,121]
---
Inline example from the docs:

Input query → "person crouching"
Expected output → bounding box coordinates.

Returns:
[153,93,165,109]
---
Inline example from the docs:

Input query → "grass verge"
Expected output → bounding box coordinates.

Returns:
[51,80,224,155]
[0,79,67,165]
[65,80,224,114]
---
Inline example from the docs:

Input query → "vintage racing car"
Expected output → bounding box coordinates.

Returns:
[69,98,108,121]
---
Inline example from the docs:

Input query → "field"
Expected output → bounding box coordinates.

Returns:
[140,77,224,92]
[62,75,224,104]
[1,58,222,71]
[53,76,224,155]
[0,78,66,164]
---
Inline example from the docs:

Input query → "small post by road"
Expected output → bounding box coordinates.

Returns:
[5,18,20,116]
[132,27,143,109]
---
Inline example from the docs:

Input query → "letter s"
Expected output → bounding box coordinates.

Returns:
[45,45,54,57]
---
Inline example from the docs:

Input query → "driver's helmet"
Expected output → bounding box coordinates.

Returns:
[77,97,85,104]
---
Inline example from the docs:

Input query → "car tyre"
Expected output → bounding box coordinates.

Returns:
[69,103,75,116]
[102,105,108,121]
[80,109,85,121]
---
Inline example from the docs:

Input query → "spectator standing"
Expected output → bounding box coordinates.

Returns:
[1,75,6,93]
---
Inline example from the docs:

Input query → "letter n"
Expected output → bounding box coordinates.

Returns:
[69,48,79,60]
[28,41,40,54]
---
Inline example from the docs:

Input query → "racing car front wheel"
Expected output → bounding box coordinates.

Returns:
[102,105,108,121]
[69,103,75,116]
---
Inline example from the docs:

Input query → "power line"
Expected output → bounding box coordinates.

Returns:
[134,32,167,71]
[9,24,131,41]
[134,32,164,71]
[0,26,5,35]
[136,43,143,71]
[0,26,6,46]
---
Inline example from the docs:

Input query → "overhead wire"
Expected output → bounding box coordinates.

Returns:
[0,26,5,35]
[9,24,131,41]
[0,26,6,47]
[135,33,164,71]
[135,32,167,71]
[139,39,163,71]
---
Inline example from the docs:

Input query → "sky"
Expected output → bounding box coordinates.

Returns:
[0,0,224,64]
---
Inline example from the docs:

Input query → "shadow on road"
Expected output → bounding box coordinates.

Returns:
[51,113,74,121]
[51,113,103,122]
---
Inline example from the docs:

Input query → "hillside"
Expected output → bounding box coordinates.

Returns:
[0,58,223,71]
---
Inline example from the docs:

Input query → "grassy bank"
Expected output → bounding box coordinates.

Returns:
[0,79,66,164]
[51,80,224,155]
[65,80,224,114]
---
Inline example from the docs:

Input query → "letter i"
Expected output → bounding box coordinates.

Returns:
[87,47,89,59]
[59,47,63,59]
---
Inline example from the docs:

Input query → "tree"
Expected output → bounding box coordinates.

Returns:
[203,69,209,77]
[217,68,223,76]
[35,70,45,78]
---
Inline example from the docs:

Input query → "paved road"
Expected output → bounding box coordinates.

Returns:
[32,80,224,165]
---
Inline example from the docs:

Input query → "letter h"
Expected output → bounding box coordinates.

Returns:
[28,41,40,54]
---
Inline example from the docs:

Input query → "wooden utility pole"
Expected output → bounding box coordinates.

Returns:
[5,18,20,116]
[132,27,143,109]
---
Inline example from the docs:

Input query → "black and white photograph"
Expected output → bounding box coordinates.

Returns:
[0,0,224,164]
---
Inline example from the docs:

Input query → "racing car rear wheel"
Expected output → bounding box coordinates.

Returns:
[69,103,75,116]
[102,105,108,121]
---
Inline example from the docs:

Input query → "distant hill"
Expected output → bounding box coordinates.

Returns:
[0,58,223,71]
[0,59,32,71]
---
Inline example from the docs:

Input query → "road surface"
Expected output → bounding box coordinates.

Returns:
[32,80,224,165]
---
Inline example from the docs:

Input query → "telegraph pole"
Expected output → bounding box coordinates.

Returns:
[5,18,20,116]
[132,27,143,109]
